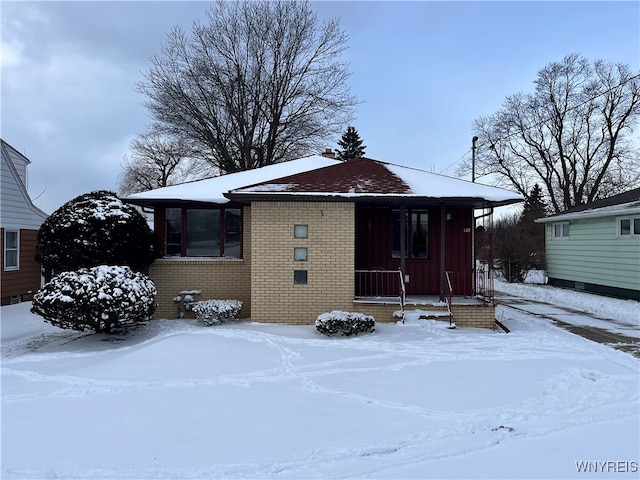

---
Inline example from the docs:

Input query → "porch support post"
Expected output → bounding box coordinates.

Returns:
[400,203,406,279]
[439,202,446,302]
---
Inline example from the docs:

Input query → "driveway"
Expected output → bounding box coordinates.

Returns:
[494,292,640,358]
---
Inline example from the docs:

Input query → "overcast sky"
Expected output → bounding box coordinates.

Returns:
[2,1,638,214]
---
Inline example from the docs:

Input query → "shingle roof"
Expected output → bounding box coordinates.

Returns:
[561,188,640,213]
[126,155,523,208]
[232,158,410,194]
[228,157,523,206]
[537,187,640,222]
[125,155,341,205]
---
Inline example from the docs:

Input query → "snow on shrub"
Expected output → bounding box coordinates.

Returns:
[315,311,375,337]
[35,190,159,279]
[31,265,157,334]
[192,299,243,325]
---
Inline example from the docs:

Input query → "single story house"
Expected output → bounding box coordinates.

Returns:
[536,188,640,301]
[1,139,48,305]
[126,153,522,328]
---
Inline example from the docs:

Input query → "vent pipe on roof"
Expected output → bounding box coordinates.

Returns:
[321,148,336,159]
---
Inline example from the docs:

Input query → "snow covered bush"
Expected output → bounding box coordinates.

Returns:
[36,190,159,279]
[31,265,157,334]
[192,299,243,325]
[315,311,375,336]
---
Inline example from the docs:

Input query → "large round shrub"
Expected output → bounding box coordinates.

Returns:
[36,190,159,279]
[31,265,157,333]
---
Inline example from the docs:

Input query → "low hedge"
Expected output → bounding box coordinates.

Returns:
[192,299,243,325]
[31,265,156,334]
[315,311,375,337]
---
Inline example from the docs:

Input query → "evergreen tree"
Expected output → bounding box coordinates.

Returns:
[520,183,548,224]
[520,184,548,269]
[336,126,366,160]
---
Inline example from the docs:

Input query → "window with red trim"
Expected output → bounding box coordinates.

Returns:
[163,207,241,257]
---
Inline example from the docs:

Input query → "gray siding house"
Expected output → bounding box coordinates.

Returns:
[1,139,48,305]
[536,188,640,301]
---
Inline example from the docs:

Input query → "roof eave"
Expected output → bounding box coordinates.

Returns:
[536,205,640,223]
[124,197,231,208]
[224,192,523,208]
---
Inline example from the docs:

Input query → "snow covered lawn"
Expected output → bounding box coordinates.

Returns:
[2,298,639,479]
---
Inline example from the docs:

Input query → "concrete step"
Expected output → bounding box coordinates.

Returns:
[404,309,451,320]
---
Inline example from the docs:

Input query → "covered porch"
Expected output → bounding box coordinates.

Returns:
[353,267,497,329]
[352,200,497,328]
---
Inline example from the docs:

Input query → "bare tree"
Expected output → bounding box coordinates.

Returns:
[460,54,639,213]
[137,0,357,174]
[492,213,531,283]
[118,130,206,196]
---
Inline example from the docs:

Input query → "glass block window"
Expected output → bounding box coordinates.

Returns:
[294,224,308,238]
[294,270,308,284]
[294,247,308,261]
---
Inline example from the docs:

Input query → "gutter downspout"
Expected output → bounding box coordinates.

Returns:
[439,202,446,302]
[400,204,406,283]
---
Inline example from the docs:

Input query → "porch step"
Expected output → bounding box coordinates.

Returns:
[404,309,451,320]
[419,312,451,320]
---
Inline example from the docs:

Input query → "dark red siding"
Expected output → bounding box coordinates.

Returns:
[1,229,43,305]
[355,206,473,296]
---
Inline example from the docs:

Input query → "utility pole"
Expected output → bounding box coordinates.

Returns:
[471,136,478,182]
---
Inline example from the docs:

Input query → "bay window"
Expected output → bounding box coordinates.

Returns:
[164,207,242,258]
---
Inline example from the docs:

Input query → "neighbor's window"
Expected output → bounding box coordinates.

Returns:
[164,207,242,257]
[619,217,640,237]
[392,209,429,258]
[552,222,570,239]
[4,230,19,270]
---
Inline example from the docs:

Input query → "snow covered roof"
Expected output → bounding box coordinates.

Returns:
[227,158,523,207]
[537,188,640,222]
[126,155,523,208]
[125,155,341,205]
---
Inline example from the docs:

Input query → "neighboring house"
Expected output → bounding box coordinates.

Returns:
[1,139,48,305]
[536,188,640,301]
[126,153,522,328]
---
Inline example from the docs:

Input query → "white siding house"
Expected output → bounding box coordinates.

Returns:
[536,188,640,301]
[1,139,49,305]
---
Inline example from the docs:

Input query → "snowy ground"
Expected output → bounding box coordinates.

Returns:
[2,284,639,479]
[495,271,639,333]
